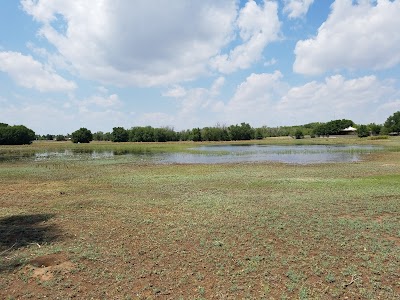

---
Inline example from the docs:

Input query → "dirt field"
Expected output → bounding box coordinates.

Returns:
[0,140,399,299]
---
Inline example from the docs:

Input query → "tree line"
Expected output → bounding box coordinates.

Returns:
[68,111,400,143]
[2,111,400,144]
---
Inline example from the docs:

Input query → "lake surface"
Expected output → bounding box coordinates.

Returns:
[1,144,381,164]
[164,145,379,164]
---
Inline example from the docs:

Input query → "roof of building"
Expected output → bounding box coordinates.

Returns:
[342,126,357,132]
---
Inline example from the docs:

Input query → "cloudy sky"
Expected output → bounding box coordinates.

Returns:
[1,0,400,134]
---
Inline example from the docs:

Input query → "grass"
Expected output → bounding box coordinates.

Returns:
[0,137,399,298]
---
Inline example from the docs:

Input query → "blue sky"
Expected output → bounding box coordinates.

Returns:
[1,0,400,134]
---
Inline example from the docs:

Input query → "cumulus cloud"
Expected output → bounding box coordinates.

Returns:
[160,77,228,129]
[277,74,397,123]
[159,71,400,128]
[0,51,76,92]
[227,71,286,113]
[218,72,399,126]
[283,0,314,19]
[81,94,121,108]
[294,0,400,75]
[21,0,238,86]
[0,101,75,134]
[211,0,281,74]
[162,85,187,98]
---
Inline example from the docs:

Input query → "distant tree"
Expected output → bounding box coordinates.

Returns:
[254,128,264,139]
[202,126,229,141]
[191,128,202,142]
[44,134,54,140]
[93,131,105,141]
[368,123,382,136]
[111,127,129,142]
[294,129,304,139]
[229,122,254,140]
[0,123,8,128]
[313,119,354,136]
[55,134,66,141]
[384,111,400,134]
[0,124,35,145]
[71,127,93,143]
[153,127,177,142]
[357,125,370,138]
[103,132,112,141]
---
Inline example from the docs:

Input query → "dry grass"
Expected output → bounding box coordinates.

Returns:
[0,138,399,299]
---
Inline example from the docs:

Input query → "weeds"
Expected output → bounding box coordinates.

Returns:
[0,138,399,298]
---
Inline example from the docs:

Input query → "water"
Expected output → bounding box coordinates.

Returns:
[0,144,381,164]
[163,145,379,164]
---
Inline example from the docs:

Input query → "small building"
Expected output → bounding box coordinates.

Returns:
[341,126,357,135]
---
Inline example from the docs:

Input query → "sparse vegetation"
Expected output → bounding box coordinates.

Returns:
[0,137,399,298]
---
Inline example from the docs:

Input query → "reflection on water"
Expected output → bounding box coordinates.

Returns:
[163,145,379,164]
[0,145,381,164]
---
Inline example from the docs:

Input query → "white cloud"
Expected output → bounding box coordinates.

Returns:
[277,74,397,123]
[294,0,400,75]
[264,58,277,67]
[160,77,228,129]
[81,94,121,108]
[210,77,225,96]
[97,86,109,94]
[160,71,400,128]
[21,0,238,86]
[221,71,289,124]
[0,101,75,134]
[283,0,314,19]
[162,85,187,98]
[215,72,399,126]
[0,51,76,92]
[211,0,281,74]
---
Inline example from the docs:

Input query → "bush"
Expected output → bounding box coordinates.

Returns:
[357,125,370,138]
[294,129,304,139]
[370,135,388,140]
[71,128,93,143]
[0,124,35,145]
[111,127,128,142]
[55,135,66,141]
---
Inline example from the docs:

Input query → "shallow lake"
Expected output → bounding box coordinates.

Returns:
[1,144,381,164]
[163,145,380,164]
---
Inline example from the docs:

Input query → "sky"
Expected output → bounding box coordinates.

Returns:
[1,0,400,135]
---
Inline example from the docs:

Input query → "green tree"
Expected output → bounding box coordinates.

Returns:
[384,111,400,134]
[55,134,66,141]
[357,125,369,138]
[229,122,254,140]
[191,128,202,141]
[93,131,105,141]
[111,127,129,142]
[369,123,382,136]
[71,127,93,143]
[0,124,35,145]
[294,129,304,139]
[254,128,264,139]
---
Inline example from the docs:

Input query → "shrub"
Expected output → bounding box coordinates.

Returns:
[294,129,304,139]
[0,124,35,145]
[71,128,93,143]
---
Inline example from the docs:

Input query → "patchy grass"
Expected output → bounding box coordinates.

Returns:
[0,138,399,298]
